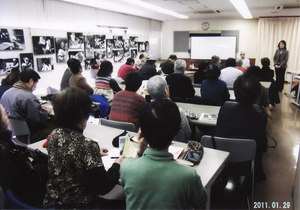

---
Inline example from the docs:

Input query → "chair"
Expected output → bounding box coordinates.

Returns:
[100,118,137,132]
[200,135,256,208]
[6,189,37,209]
[8,118,30,145]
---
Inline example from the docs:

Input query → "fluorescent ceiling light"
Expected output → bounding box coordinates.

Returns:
[121,0,189,19]
[229,0,253,19]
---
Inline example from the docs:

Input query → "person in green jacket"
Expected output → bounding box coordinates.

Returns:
[120,99,207,210]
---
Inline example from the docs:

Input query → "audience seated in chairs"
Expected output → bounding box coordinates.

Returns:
[201,64,230,106]
[215,74,267,182]
[166,59,195,100]
[260,57,280,108]
[68,58,94,95]
[0,68,20,99]
[44,87,124,209]
[219,58,243,89]
[94,60,121,105]
[147,75,191,140]
[120,99,207,209]
[109,72,146,128]
[0,70,55,143]
[118,58,136,80]
[194,60,209,84]
[160,54,177,75]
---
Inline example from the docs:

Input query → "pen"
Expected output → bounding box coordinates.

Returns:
[111,157,119,159]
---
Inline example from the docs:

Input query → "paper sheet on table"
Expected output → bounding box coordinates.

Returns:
[169,145,184,159]
[123,134,137,158]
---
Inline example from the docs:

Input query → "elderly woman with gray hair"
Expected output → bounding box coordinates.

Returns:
[147,75,191,141]
[166,59,195,100]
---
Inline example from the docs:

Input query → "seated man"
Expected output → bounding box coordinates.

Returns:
[118,58,136,80]
[68,58,94,95]
[160,54,177,74]
[215,74,267,181]
[166,59,195,100]
[120,99,207,209]
[147,75,191,140]
[219,58,243,88]
[1,70,55,143]
[139,56,158,80]
[109,72,146,128]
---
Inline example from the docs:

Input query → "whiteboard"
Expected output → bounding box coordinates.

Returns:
[190,36,236,60]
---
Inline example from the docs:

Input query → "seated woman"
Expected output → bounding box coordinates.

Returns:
[193,61,208,84]
[0,68,20,98]
[215,74,267,181]
[94,60,121,104]
[201,64,230,106]
[43,87,123,209]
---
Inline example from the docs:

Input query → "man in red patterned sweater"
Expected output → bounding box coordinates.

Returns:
[109,72,146,128]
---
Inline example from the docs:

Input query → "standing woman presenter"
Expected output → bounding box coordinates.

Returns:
[273,40,289,92]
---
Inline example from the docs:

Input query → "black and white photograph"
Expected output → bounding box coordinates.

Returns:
[20,53,34,71]
[85,59,92,70]
[84,35,95,59]
[55,37,69,63]
[69,51,85,63]
[131,49,138,58]
[113,49,124,63]
[145,41,149,52]
[94,35,106,49]
[94,50,106,61]
[129,36,138,48]
[37,57,54,72]
[106,39,114,59]
[113,36,123,48]
[124,39,130,57]
[32,36,55,55]
[0,28,25,50]
[68,32,84,49]
[138,42,146,52]
[0,58,19,75]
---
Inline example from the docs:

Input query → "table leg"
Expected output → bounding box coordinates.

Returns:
[206,186,211,210]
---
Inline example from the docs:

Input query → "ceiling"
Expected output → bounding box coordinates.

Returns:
[61,0,300,21]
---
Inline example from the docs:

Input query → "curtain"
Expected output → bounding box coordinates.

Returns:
[256,17,300,74]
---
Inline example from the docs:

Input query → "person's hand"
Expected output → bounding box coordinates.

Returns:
[274,65,280,69]
[41,105,52,115]
[100,147,109,156]
[137,129,148,157]
[115,155,124,165]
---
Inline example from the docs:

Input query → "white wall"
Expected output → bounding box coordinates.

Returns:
[161,19,258,59]
[0,0,162,93]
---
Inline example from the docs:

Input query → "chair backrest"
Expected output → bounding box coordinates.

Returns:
[200,135,256,163]
[100,118,137,132]
[8,118,30,144]
[6,189,37,209]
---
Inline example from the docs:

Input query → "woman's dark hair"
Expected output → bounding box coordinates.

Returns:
[125,72,142,92]
[205,64,221,80]
[226,58,236,67]
[198,61,209,71]
[168,54,177,61]
[139,54,145,59]
[234,74,261,106]
[126,58,135,65]
[261,57,270,67]
[278,40,287,49]
[97,60,113,77]
[68,58,82,74]
[245,65,260,78]
[211,55,220,64]
[139,99,181,150]
[20,69,40,83]
[52,87,92,128]
[1,68,20,86]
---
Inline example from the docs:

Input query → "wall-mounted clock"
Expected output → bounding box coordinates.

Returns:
[201,22,210,31]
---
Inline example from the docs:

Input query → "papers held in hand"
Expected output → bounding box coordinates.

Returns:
[199,113,218,121]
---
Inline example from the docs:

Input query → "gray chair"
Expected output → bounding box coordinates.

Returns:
[200,135,256,208]
[8,118,31,145]
[100,118,137,132]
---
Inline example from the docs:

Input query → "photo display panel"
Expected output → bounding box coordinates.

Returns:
[190,35,236,60]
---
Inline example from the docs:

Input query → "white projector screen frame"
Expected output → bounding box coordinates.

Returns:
[190,36,236,60]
